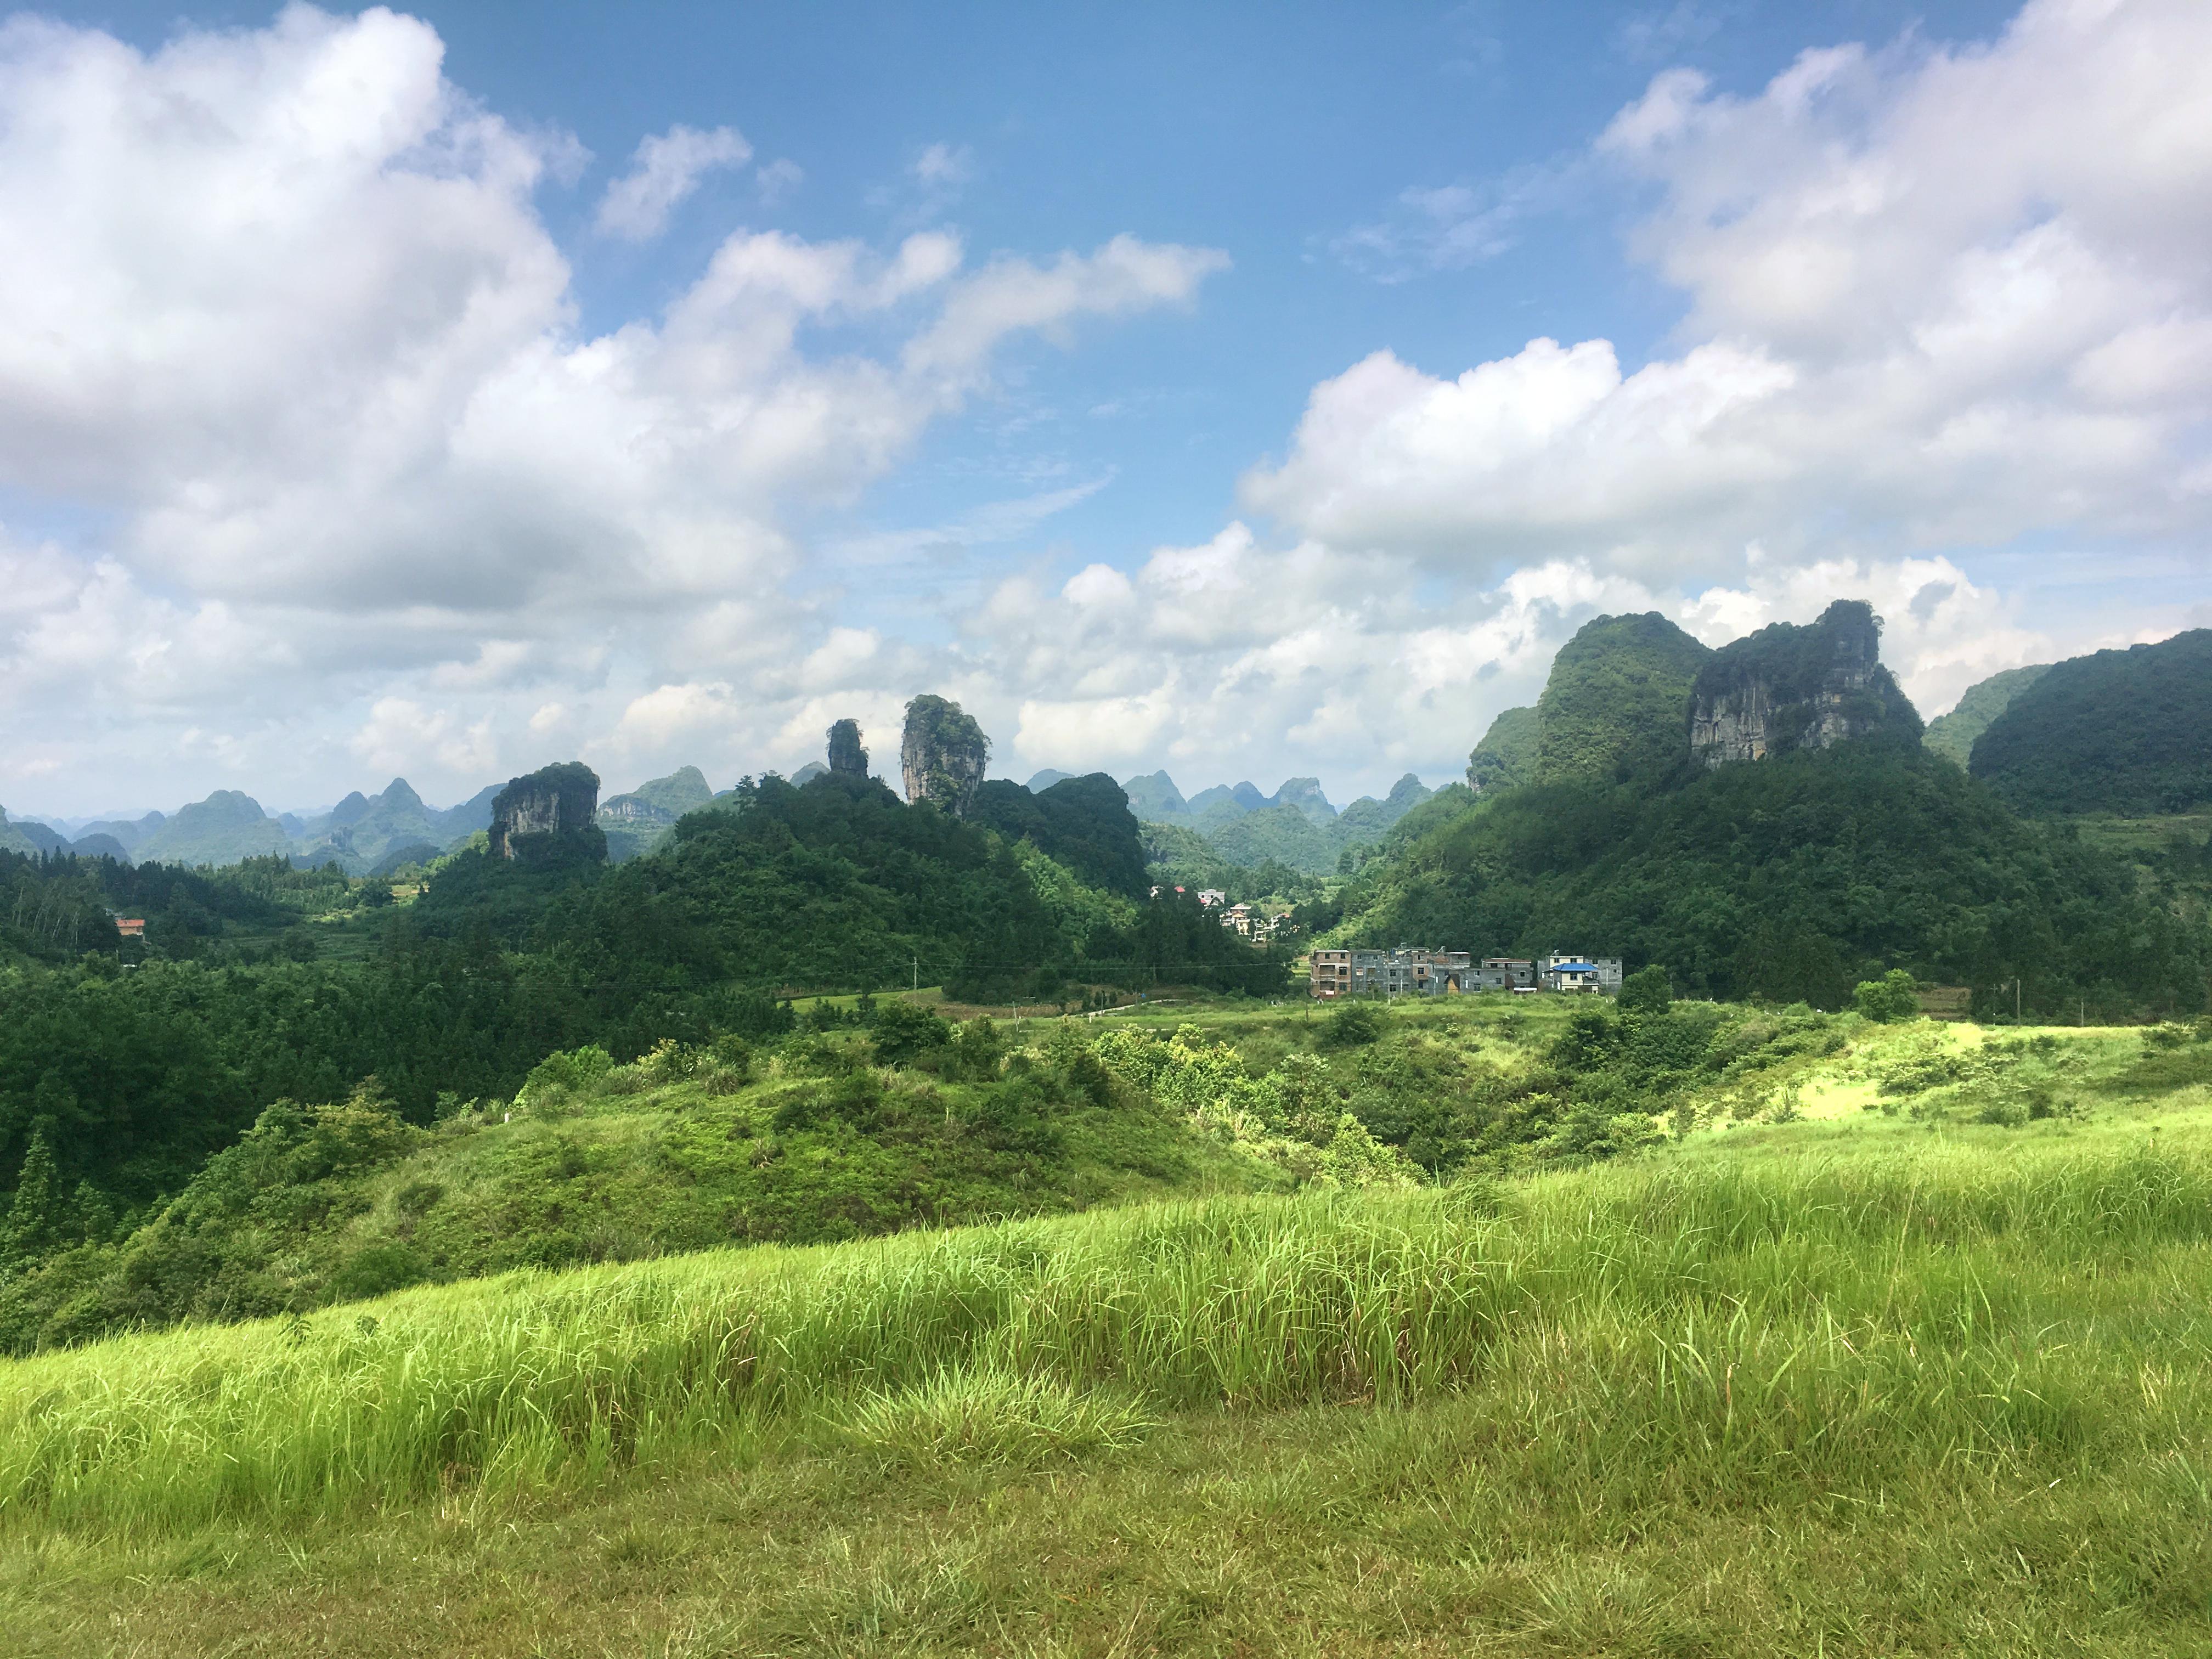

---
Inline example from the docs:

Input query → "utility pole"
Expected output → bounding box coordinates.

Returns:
[912,955,919,994]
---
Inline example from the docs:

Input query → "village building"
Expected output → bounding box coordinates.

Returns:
[1539,953,1623,994]
[1310,948,1620,998]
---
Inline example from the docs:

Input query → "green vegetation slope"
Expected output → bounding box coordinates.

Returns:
[1972,628,2212,815]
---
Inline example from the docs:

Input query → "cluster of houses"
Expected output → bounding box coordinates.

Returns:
[1149,884,1293,941]
[1308,949,1624,1000]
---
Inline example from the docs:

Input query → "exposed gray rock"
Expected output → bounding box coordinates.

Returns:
[826,718,870,777]
[900,695,989,816]
[489,762,601,859]
[1689,600,1922,768]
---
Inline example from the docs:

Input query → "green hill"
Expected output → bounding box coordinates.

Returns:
[598,768,715,863]
[7,1009,2212,1655]
[0,810,38,859]
[1537,612,1712,784]
[1465,703,1539,793]
[1924,663,2051,766]
[136,791,292,867]
[967,773,1149,898]
[1337,603,2202,1018]
[1971,629,2212,815]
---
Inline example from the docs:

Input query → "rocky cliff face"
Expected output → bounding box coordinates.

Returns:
[900,696,989,816]
[826,718,869,777]
[489,762,601,858]
[1689,600,1922,768]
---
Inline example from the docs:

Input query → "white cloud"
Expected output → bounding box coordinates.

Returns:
[350,698,495,776]
[913,142,973,188]
[0,7,1227,810]
[595,123,752,240]
[1255,0,2212,578]
[962,525,2051,803]
[755,157,804,204]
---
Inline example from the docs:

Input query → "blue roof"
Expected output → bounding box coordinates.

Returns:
[1551,961,1598,971]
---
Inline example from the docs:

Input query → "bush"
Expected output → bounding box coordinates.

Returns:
[871,1000,951,1066]
[1852,969,1921,1023]
[520,1045,616,1104]
[1616,965,1672,1014]
[1317,1002,1384,1050]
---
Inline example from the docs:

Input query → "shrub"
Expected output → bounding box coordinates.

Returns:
[1852,969,1921,1023]
[1317,1002,1384,1050]
[520,1045,616,1104]
[1616,965,1672,1014]
[871,1000,951,1066]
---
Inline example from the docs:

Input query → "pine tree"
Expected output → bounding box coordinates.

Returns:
[3,1127,63,1265]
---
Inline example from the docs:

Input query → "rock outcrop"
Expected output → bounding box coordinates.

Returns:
[900,696,989,816]
[1689,600,1922,768]
[826,719,869,777]
[489,762,601,859]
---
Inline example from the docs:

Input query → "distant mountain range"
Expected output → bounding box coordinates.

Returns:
[4,760,1443,879]
[1115,770,1437,875]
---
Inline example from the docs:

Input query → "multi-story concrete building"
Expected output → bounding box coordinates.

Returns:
[1476,957,1536,990]
[1310,947,1475,998]
[1309,947,1420,998]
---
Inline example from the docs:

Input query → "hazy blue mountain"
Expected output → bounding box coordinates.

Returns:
[789,762,828,785]
[137,791,291,866]
[1024,769,1074,792]
[0,809,40,857]
[69,833,131,862]
[292,778,449,873]
[431,784,500,842]
[1120,771,1189,820]
[1273,777,1337,824]
[74,810,164,854]
[9,819,68,855]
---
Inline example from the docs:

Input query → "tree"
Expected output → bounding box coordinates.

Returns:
[1617,964,1673,1014]
[1853,968,1921,1023]
[2,1127,63,1265]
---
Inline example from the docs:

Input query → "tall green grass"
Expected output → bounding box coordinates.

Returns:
[5,1134,2212,1535]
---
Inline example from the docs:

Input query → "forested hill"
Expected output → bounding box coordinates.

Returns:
[1324,605,2205,1019]
[1969,629,2212,815]
[1923,663,2050,768]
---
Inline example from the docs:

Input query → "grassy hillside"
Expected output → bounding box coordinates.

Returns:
[4,1010,2212,1655]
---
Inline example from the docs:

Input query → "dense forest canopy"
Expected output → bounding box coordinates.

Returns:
[1923,663,2051,768]
[1335,742,2200,1016]
[1971,629,2212,816]
[1535,612,1712,786]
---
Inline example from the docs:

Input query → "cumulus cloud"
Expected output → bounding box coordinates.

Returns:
[595,123,752,240]
[961,526,2051,802]
[0,7,1226,809]
[1254,0,2212,578]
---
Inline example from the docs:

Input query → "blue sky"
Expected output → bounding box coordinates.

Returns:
[1,0,2205,817]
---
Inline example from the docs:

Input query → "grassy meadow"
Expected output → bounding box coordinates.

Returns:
[3,1000,2212,1654]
